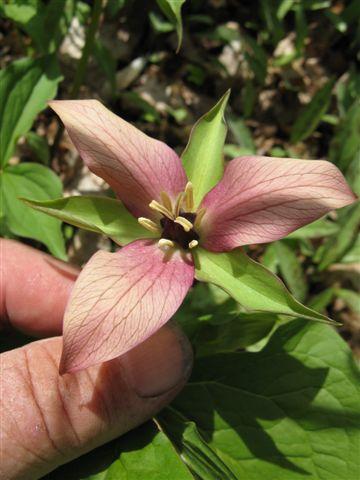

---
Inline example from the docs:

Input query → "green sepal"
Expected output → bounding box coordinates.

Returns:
[181,90,230,208]
[22,195,157,246]
[194,247,338,325]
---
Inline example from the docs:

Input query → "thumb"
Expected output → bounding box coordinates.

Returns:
[1,323,192,480]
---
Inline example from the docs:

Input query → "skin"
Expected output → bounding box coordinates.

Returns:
[0,239,193,480]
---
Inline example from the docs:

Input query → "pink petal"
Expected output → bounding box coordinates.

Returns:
[49,100,187,218]
[200,156,356,251]
[60,240,194,373]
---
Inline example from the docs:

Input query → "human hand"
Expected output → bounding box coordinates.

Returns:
[0,240,193,480]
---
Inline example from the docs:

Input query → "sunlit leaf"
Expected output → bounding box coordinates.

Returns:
[0,55,62,167]
[156,0,186,52]
[0,163,66,260]
[160,319,360,479]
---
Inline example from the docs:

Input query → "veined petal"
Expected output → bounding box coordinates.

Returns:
[50,100,187,218]
[200,156,356,251]
[60,240,194,373]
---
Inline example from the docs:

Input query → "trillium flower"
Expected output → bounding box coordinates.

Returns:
[26,95,356,374]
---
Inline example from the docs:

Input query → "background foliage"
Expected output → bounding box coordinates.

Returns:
[1,0,359,479]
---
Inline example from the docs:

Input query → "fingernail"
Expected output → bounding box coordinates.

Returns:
[122,322,193,398]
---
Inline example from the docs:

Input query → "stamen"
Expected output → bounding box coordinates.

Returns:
[174,216,193,232]
[188,240,198,249]
[184,182,194,212]
[173,192,185,217]
[194,207,206,229]
[149,200,174,220]
[158,238,175,250]
[138,217,161,234]
[160,191,173,213]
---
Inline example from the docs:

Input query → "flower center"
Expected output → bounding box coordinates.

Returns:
[137,182,205,251]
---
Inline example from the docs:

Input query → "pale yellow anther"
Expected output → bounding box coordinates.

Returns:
[149,200,174,220]
[188,240,198,249]
[194,207,206,229]
[184,182,194,212]
[158,238,175,250]
[174,216,193,232]
[173,192,185,217]
[160,191,173,213]
[138,217,161,234]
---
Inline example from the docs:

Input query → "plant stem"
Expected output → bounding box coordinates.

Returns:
[51,0,103,156]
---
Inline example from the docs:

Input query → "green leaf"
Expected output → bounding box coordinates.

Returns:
[45,421,194,479]
[274,241,308,302]
[181,90,230,207]
[329,100,360,171]
[227,115,256,153]
[317,203,360,271]
[25,131,50,165]
[286,217,339,239]
[0,55,62,167]
[341,235,360,264]
[160,409,237,480]
[22,196,156,246]
[161,319,360,479]
[0,163,66,260]
[156,0,186,52]
[1,0,68,53]
[194,248,334,324]
[290,79,335,143]
[193,312,277,357]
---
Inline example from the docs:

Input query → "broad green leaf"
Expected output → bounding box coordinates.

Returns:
[290,79,334,143]
[194,248,334,324]
[261,243,279,273]
[317,203,360,270]
[0,55,62,167]
[286,217,339,239]
[161,319,360,480]
[0,163,66,260]
[161,409,237,480]
[274,241,308,302]
[156,0,186,52]
[22,196,156,246]
[181,90,230,207]
[44,421,194,479]
[25,131,50,165]
[193,312,278,357]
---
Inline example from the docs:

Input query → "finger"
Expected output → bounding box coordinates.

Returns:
[0,239,79,336]
[0,322,192,480]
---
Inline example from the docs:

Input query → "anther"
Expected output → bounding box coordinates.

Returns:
[138,217,161,234]
[174,216,193,232]
[194,207,206,229]
[188,240,198,249]
[158,238,175,250]
[160,191,173,213]
[149,200,174,220]
[173,192,185,217]
[184,182,194,212]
